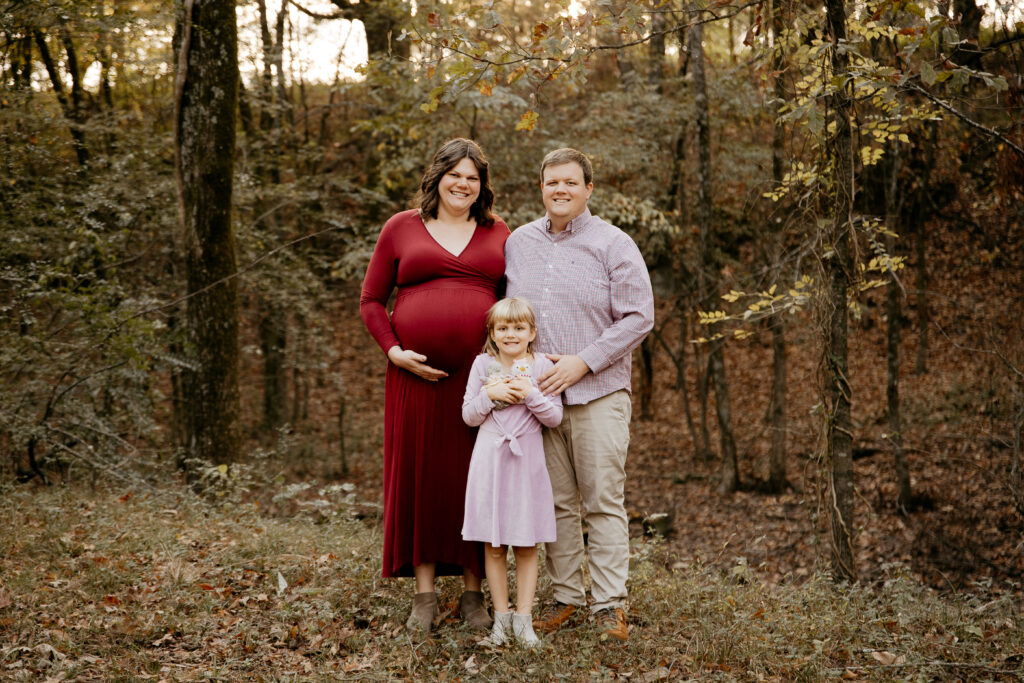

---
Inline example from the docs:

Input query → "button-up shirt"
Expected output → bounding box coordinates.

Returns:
[505,208,655,406]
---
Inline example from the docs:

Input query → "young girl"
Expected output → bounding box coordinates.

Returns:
[461,297,563,647]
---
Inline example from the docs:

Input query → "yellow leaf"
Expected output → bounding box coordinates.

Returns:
[478,81,493,96]
[507,65,528,84]
[217,464,228,475]
[420,96,439,114]
[515,110,539,131]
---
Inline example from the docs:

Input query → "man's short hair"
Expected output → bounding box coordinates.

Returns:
[540,148,593,186]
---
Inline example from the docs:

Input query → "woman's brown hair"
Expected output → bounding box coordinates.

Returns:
[414,138,496,226]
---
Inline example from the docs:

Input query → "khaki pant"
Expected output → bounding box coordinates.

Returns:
[542,390,631,612]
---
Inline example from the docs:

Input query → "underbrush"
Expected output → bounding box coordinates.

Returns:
[0,484,1021,681]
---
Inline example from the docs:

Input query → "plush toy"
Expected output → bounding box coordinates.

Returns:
[511,357,532,379]
[484,361,511,410]
[484,358,533,410]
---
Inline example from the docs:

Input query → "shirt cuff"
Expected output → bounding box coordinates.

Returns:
[577,347,609,375]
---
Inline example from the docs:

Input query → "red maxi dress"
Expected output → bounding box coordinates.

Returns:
[359,209,508,578]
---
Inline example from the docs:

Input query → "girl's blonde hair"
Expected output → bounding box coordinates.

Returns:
[483,297,537,356]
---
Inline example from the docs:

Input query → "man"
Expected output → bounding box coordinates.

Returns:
[505,148,654,641]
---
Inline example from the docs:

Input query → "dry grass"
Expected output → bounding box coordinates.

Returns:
[0,482,1021,681]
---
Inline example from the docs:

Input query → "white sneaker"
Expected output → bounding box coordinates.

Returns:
[480,611,512,647]
[512,613,541,647]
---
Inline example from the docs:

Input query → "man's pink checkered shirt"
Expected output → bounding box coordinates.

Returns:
[505,208,654,406]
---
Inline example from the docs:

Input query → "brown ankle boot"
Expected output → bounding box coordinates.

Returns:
[458,590,493,630]
[406,592,438,634]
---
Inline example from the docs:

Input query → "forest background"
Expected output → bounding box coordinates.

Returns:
[1,0,1023,679]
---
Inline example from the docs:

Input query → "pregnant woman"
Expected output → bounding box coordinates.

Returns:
[359,139,509,635]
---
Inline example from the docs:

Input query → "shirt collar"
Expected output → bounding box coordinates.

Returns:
[544,207,592,235]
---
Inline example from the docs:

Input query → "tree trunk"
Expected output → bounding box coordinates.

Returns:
[273,2,292,127]
[33,31,88,166]
[338,390,349,476]
[648,9,667,85]
[824,0,856,583]
[636,337,654,421]
[690,14,738,488]
[260,302,288,432]
[330,0,409,58]
[675,311,701,456]
[697,344,713,460]
[175,0,241,468]
[711,340,739,493]
[767,315,788,492]
[913,123,935,375]
[765,0,789,495]
[884,141,912,512]
[651,310,702,457]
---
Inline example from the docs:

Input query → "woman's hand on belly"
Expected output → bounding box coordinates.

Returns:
[387,345,449,382]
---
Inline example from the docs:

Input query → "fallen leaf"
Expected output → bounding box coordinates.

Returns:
[277,571,288,596]
[870,651,905,666]
[464,654,480,674]
[343,654,377,672]
[151,632,176,647]
[34,643,65,661]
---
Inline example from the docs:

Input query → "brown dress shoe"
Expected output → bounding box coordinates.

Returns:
[458,590,493,630]
[533,602,580,633]
[594,607,628,641]
[406,591,438,634]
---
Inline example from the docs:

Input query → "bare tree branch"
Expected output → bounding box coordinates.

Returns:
[906,82,1024,160]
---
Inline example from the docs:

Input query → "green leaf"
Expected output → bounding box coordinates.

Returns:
[920,61,936,86]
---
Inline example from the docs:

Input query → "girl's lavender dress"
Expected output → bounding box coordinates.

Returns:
[461,354,563,547]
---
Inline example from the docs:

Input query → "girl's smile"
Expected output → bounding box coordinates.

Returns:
[492,320,536,362]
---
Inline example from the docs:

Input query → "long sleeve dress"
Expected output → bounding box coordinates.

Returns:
[359,209,509,578]
[461,354,563,547]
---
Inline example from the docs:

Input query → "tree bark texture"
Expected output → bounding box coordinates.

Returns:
[175,0,241,467]
[33,31,88,166]
[637,337,654,421]
[647,10,667,85]
[711,340,739,493]
[675,312,701,456]
[767,315,788,492]
[824,0,857,582]
[913,123,936,375]
[884,141,912,511]
[337,390,349,476]
[259,303,288,432]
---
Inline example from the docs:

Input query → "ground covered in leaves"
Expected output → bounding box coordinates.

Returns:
[1,486,1022,681]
